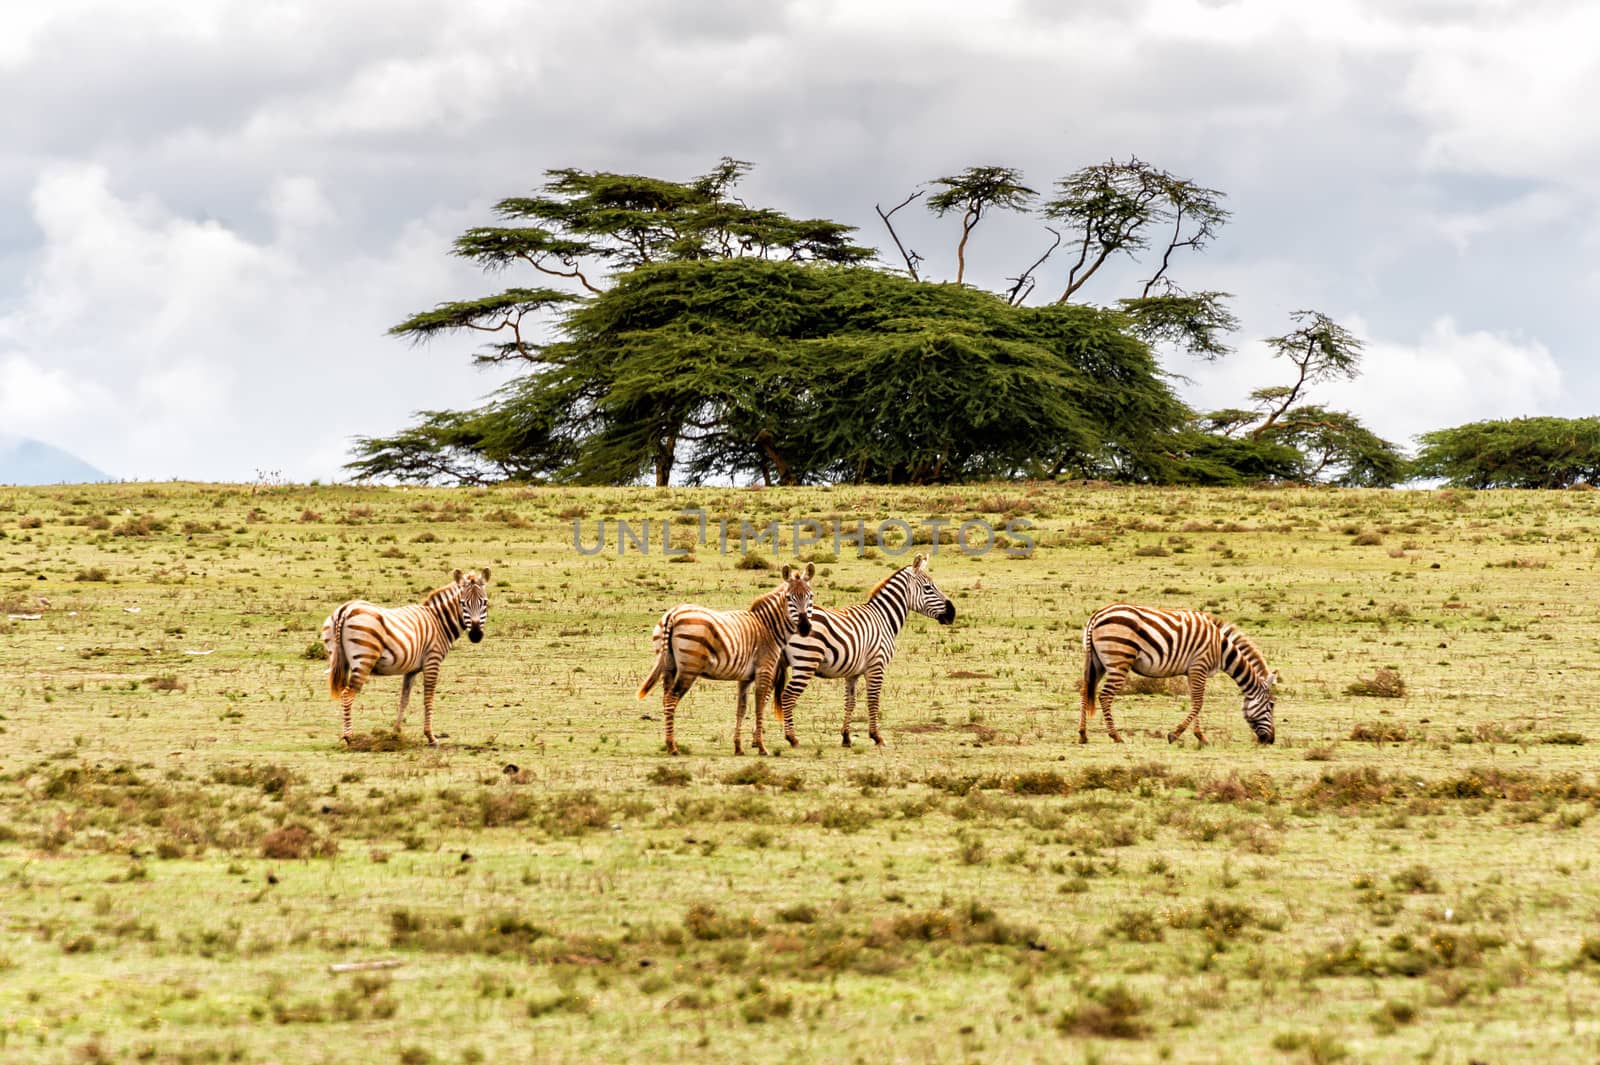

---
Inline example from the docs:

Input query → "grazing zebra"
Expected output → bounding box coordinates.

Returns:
[324,568,490,746]
[1080,603,1276,745]
[637,563,815,756]
[773,553,955,748]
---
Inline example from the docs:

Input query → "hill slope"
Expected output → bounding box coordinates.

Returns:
[0,436,111,485]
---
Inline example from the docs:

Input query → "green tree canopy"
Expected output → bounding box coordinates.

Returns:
[1414,417,1600,488]
[354,158,1409,489]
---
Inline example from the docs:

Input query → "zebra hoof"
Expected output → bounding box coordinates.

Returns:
[785,734,799,747]
[869,733,884,747]
[841,734,852,748]
[1077,732,1088,745]
[1167,732,1179,744]
[1110,734,1124,744]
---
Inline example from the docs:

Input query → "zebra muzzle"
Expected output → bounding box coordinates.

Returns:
[468,627,484,643]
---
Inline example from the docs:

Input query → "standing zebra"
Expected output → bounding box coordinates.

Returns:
[637,563,814,756]
[1080,603,1277,745]
[773,553,955,748]
[324,568,490,746]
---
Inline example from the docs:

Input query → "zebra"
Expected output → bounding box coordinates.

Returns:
[772,553,955,748]
[324,568,490,746]
[1079,603,1276,745]
[636,563,815,756]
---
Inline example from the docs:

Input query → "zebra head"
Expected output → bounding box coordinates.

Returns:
[779,562,815,637]
[454,567,491,643]
[1244,669,1277,743]
[909,553,956,625]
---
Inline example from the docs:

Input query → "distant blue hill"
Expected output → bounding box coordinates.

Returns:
[0,437,112,485]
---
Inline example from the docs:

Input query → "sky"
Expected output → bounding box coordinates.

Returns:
[0,0,1594,482]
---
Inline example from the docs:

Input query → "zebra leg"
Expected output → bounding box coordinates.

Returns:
[396,671,417,732]
[1170,667,1209,745]
[339,688,355,745]
[841,675,858,747]
[421,662,441,746]
[1097,668,1128,743]
[663,676,694,756]
[778,682,801,749]
[865,665,887,747]
[751,665,775,756]
[733,679,751,756]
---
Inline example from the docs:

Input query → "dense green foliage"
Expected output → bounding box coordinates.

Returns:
[354,158,1410,488]
[1414,416,1600,488]
[362,259,1193,486]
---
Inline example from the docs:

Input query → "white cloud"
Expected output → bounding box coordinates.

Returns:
[1317,317,1563,444]
[0,163,511,481]
[1180,316,1564,449]
[1402,3,1600,183]
[242,51,524,142]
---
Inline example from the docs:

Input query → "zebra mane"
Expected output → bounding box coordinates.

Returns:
[867,566,910,601]
[746,583,786,613]
[423,581,463,607]
[1220,622,1269,685]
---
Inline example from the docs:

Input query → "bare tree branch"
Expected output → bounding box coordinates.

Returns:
[875,191,924,280]
[1005,227,1061,306]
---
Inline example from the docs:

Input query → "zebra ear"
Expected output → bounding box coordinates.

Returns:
[781,564,793,579]
[913,553,927,571]
[804,562,815,580]
[1266,670,1279,688]
[453,568,464,583]
[480,566,491,583]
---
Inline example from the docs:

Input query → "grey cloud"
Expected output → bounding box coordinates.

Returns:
[0,0,1593,480]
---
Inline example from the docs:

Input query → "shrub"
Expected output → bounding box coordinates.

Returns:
[261,824,338,860]
[1346,668,1405,698]
[1349,721,1408,742]
[1056,983,1150,1039]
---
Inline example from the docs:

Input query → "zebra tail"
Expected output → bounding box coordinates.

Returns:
[1081,631,1102,719]
[636,616,673,699]
[327,605,348,701]
[770,656,789,722]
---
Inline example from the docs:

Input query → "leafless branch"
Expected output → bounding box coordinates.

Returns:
[1005,227,1061,305]
[875,191,925,280]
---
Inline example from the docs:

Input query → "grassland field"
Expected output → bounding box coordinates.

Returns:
[3,481,1600,1064]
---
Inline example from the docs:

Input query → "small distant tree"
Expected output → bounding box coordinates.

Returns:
[1189,311,1407,486]
[923,166,1037,286]
[1247,310,1365,440]
[1258,405,1408,487]
[1414,417,1600,488]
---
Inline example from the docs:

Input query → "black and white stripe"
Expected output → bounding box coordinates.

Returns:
[324,568,490,746]
[1080,602,1276,745]
[774,553,955,748]
[637,563,815,756]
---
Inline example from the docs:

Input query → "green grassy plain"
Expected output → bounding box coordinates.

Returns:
[4,481,1600,1064]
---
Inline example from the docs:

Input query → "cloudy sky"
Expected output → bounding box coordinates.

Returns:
[0,0,1594,482]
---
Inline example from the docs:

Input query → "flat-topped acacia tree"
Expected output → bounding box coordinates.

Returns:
[352,159,1194,486]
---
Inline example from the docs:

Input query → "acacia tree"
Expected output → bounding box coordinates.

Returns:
[923,166,1036,286]
[363,159,876,486]
[882,157,1238,357]
[1247,311,1363,439]
[1188,310,1406,486]
[1414,417,1600,488]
